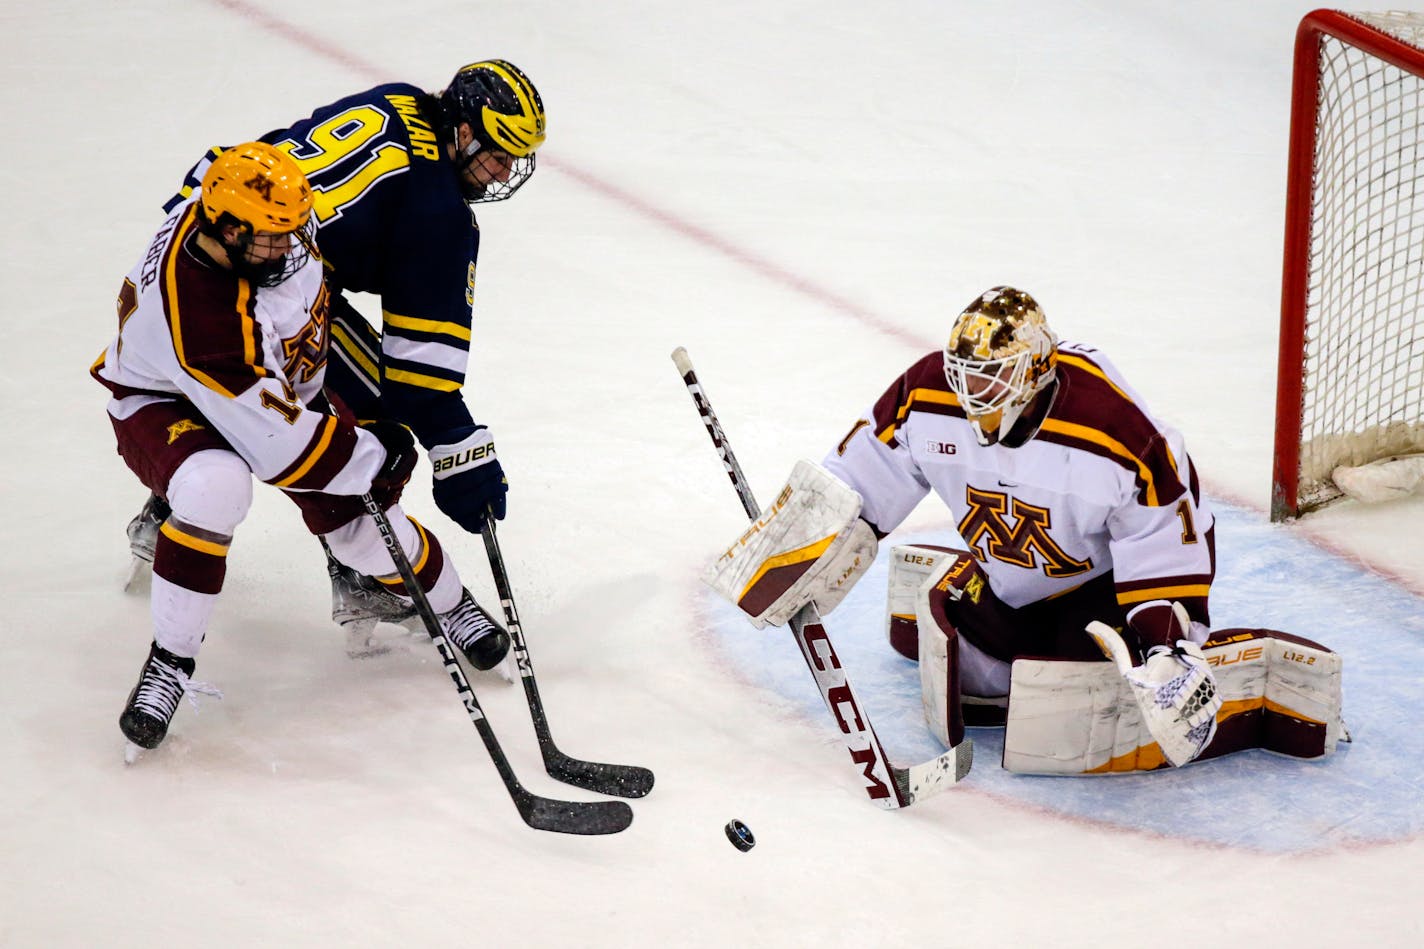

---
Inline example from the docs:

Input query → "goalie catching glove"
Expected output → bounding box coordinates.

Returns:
[1085,602,1222,768]
[703,460,877,628]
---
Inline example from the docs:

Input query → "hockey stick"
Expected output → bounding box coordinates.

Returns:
[480,521,656,799]
[363,496,633,835]
[671,347,972,809]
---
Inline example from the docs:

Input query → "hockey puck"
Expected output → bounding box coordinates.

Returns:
[724,819,755,852]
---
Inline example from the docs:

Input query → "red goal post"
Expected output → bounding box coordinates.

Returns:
[1273,10,1424,520]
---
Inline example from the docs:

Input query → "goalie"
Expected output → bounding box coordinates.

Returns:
[706,287,1344,772]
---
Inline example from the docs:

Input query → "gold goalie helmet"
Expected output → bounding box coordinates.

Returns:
[942,286,1059,446]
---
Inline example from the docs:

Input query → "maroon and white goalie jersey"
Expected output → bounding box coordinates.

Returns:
[821,342,1214,620]
[91,202,385,494]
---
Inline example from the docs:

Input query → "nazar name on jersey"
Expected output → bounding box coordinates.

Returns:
[384,94,440,161]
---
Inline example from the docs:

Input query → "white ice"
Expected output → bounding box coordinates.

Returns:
[3,1,1424,946]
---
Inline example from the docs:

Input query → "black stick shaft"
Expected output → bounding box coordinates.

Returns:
[481,519,655,798]
[361,495,633,832]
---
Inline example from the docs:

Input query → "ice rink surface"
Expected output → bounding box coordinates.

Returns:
[3,1,1424,945]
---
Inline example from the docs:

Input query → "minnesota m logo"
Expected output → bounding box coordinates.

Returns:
[166,419,206,445]
[244,173,274,200]
[957,486,1092,578]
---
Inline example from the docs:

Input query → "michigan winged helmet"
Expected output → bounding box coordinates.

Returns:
[440,59,546,202]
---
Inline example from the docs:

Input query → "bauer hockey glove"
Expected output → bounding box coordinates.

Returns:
[362,420,418,509]
[429,426,507,533]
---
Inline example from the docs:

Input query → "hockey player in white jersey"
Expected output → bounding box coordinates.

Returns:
[706,286,1347,772]
[92,144,509,752]
[706,286,1224,767]
[820,287,1220,764]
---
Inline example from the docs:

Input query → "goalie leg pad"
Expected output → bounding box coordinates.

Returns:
[702,460,877,628]
[1003,628,1345,774]
[915,550,1010,749]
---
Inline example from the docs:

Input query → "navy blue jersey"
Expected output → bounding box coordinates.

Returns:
[165,84,481,447]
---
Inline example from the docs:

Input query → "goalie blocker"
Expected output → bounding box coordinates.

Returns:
[703,460,877,628]
[889,544,1346,774]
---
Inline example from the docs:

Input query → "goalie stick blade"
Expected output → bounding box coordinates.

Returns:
[514,790,634,836]
[546,752,655,799]
[897,739,973,804]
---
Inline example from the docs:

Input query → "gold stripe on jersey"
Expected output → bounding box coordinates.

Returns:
[375,517,433,585]
[1055,353,1183,484]
[1039,418,1169,506]
[332,323,379,384]
[272,415,339,488]
[1115,583,1212,606]
[159,520,231,557]
[877,387,960,443]
[385,366,463,392]
[382,309,472,343]
[164,206,268,398]
[1057,353,1132,402]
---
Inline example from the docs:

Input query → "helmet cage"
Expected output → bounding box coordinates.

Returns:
[200,211,315,288]
[453,148,536,203]
[442,60,545,204]
[942,287,1057,446]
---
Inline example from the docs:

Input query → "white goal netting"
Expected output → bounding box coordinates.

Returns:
[1296,11,1424,512]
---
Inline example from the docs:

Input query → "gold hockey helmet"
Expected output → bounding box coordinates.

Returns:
[199,142,313,235]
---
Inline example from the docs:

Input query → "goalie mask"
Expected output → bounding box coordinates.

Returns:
[943,287,1058,446]
[196,142,314,288]
[439,59,546,203]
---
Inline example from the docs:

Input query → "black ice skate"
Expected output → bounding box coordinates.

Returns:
[441,589,511,671]
[325,543,421,658]
[123,493,170,593]
[119,641,220,755]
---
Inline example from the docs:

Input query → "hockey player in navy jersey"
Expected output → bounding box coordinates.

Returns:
[123,61,546,649]
[95,145,511,753]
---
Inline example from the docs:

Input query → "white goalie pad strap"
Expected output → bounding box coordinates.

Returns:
[702,460,878,629]
[1003,630,1344,774]
[920,604,953,749]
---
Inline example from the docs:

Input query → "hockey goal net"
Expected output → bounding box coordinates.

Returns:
[1273,10,1424,520]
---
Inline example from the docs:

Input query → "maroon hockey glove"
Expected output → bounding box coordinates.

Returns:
[363,420,417,509]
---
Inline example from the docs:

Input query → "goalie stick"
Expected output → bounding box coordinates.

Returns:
[480,520,656,799]
[364,496,633,835]
[671,347,972,809]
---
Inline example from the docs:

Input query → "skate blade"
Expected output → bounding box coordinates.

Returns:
[492,653,517,684]
[123,557,153,594]
[344,621,394,659]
